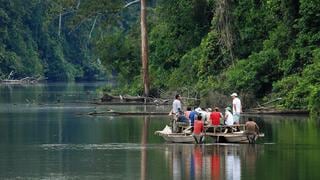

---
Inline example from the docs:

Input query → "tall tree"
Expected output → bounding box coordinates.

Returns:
[140,0,150,97]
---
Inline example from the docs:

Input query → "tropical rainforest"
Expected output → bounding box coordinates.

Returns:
[0,0,319,113]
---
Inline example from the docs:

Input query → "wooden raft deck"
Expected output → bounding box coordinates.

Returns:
[203,124,248,143]
[204,124,246,134]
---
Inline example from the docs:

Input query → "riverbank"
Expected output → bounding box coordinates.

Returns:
[245,109,309,115]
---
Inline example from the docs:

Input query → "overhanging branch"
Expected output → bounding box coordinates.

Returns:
[124,0,140,8]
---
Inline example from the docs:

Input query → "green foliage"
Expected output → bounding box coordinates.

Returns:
[232,0,277,58]
[0,46,23,79]
[221,49,281,97]
[95,28,140,84]
[147,0,213,94]
[273,49,320,111]
[196,30,231,79]
[0,0,107,81]
[168,29,231,93]
[308,87,320,115]
[149,0,212,69]
[298,0,320,33]
[167,47,201,89]
[1,0,319,112]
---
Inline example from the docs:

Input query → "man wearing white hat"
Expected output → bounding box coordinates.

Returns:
[231,93,242,124]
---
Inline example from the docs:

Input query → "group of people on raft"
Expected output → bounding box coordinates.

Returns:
[171,93,260,143]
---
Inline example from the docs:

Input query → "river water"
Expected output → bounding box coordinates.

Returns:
[0,83,319,179]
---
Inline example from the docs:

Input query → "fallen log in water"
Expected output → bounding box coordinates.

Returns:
[82,110,169,116]
[107,111,169,116]
[245,108,309,115]
[101,93,146,102]
[1,76,45,84]
[91,101,169,106]
[99,93,170,105]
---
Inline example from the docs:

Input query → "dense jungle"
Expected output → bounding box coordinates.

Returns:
[0,0,319,113]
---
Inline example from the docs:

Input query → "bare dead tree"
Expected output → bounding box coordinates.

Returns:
[140,0,150,97]
[89,15,98,39]
[124,0,140,8]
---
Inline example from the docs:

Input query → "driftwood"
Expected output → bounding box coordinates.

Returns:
[100,93,170,105]
[91,101,169,106]
[101,94,145,102]
[105,111,169,116]
[122,95,145,102]
[83,109,169,116]
[100,94,122,102]
[1,71,45,84]
[246,107,309,115]
[246,97,309,115]
[1,77,44,84]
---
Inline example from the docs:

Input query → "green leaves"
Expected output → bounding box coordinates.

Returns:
[273,49,320,111]
[0,0,108,81]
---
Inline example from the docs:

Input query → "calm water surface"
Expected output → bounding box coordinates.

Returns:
[0,83,319,179]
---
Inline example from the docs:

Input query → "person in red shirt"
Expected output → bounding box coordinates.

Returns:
[210,107,223,126]
[193,115,204,143]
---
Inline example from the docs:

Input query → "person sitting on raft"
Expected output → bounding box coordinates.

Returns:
[188,107,198,126]
[224,107,234,133]
[177,108,189,124]
[210,107,223,126]
[224,107,234,126]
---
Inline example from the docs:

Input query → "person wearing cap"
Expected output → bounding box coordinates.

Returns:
[231,93,242,124]
[224,107,234,133]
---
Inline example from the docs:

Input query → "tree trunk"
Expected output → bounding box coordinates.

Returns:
[140,0,150,97]
[58,11,62,36]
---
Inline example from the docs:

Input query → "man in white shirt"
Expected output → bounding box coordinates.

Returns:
[231,93,242,124]
[172,94,182,115]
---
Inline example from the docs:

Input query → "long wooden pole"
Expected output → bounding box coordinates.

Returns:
[140,0,150,97]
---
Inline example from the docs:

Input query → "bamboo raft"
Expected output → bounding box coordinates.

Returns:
[155,124,264,144]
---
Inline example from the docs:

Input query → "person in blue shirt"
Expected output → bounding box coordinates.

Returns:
[188,107,198,126]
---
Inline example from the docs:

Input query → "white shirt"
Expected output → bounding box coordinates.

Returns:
[172,99,181,114]
[232,97,241,115]
[225,110,234,125]
[195,108,207,121]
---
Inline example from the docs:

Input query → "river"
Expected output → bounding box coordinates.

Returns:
[0,83,319,179]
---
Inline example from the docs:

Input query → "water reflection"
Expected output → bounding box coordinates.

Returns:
[163,144,266,180]
[1,83,320,179]
[243,145,258,178]
[140,115,149,180]
[225,146,241,180]
[210,147,220,180]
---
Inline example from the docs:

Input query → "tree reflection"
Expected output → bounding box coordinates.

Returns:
[140,115,149,180]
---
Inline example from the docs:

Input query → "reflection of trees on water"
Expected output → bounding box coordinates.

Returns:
[140,115,149,180]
